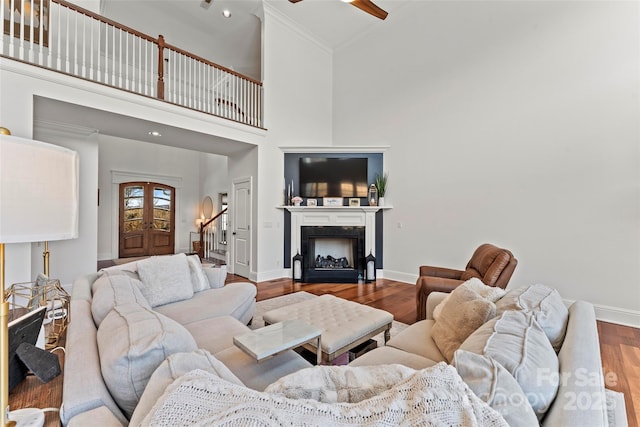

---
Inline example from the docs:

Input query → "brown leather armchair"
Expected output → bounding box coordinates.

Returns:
[416,243,517,321]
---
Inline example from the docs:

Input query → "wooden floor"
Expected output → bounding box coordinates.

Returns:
[232,274,639,425]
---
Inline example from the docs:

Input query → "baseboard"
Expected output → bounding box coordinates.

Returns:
[256,268,288,283]
[593,303,640,328]
[97,252,113,261]
[382,269,417,285]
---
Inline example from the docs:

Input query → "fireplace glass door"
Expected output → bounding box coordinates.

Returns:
[301,226,365,283]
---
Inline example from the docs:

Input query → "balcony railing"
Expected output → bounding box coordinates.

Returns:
[1,0,263,128]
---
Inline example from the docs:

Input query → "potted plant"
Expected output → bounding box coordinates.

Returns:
[375,173,388,206]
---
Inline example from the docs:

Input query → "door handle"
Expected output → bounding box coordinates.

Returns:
[232,232,236,235]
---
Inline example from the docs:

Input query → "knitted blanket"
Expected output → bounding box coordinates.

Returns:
[143,362,508,426]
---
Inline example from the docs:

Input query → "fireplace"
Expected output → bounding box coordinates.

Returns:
[301,226,365,283]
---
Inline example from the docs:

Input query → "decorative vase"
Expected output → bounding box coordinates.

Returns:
[378,197,385,206]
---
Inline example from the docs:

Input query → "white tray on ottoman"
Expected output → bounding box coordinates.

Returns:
[233,319,322,365]
[263,294,393,364]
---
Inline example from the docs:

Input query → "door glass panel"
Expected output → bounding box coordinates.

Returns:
[153,187,172,231]
[123,185,144,232]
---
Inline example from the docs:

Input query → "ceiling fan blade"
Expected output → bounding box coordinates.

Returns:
[351,0,388,20]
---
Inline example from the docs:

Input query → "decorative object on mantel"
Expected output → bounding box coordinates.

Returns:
[292,196,303,207]
[306,199,317,207]
[349,198,361,207]
[323,197,343,207]
[368,184,378,207]
[365,252,377,283]
[375,173,388,206]
[292,252,303,282]
[285,179,295,206]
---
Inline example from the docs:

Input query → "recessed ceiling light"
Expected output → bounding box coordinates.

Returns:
[222,9,231,18]
[148,131,162,137]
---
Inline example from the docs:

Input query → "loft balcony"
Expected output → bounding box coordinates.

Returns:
[1,0,263,128]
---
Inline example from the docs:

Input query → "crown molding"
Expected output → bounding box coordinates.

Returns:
[280,145,389,153]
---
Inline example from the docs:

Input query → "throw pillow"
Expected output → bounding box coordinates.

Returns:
[496,284,568,352]
[97,303,197,418]
[453,349,538,426]
[136,253,194,307]
[265,364,416,403]
[431,281,497,362]
[91,270,150,327]
[130,349,244,427]
[202,264,228,289]
[459,310,559,420]
[186,255,210,292]
[433,277,506,322]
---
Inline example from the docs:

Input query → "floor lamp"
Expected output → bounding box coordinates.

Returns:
[0,131,79,427]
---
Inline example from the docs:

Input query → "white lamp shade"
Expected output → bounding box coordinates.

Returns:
[0,134,79,243]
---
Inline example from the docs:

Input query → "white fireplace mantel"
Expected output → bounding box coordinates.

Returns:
[278,206,392,258]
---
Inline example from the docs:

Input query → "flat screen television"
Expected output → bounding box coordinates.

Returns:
[299,157,368,198]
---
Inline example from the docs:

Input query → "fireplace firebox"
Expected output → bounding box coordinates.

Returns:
[301,226,365,283]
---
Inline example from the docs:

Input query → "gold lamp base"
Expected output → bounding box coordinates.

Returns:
[1,243,13,427]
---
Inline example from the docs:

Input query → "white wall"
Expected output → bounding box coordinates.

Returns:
[200,155,229,214]
[332,1,640,325]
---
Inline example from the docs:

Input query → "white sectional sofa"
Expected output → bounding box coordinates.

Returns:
[62,255,626,426]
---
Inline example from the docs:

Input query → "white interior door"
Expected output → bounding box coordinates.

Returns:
[232,177,251,278]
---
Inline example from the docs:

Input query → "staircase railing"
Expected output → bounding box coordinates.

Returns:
[0,0,263,128]
[198,208,228,260]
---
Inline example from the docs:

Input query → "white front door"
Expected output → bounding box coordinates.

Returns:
[231,177,252,279]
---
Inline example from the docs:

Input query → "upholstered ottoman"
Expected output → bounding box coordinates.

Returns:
[262,294,393,364]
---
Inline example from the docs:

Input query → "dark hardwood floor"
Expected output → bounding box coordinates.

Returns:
[226,274,639,425]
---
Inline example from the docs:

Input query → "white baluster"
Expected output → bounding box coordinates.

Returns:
[0,0,5,56]
[73,11,78,75]
[28,0,34,62]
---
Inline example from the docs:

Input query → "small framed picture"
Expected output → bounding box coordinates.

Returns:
[306,199,317,207]
[323,197,343,207]
[349,198,361,207]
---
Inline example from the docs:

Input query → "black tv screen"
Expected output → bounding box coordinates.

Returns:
[299,157,368,198]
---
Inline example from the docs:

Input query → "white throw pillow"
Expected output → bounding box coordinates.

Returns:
[91,270,150,326]
[202,264,228,289]
[186,255,210,292]
[97,303,197,419]
[453,349,538,427]
[136,254,194,307]
[431,281,497,362]
[265,364,416,403]
[496,284,568,352]
[460,310,559,419]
